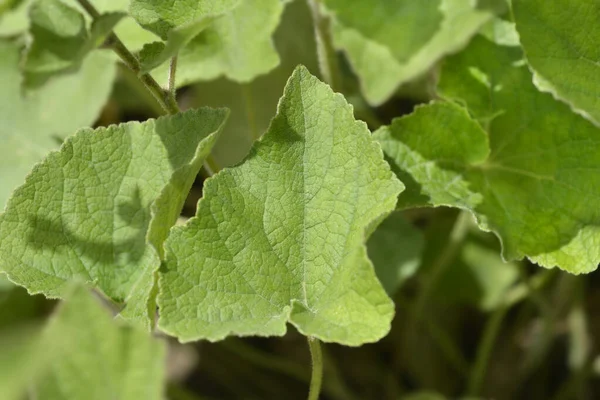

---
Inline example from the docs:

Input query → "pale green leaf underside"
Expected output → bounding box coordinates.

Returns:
[158,66,403,345]
[129,0,239,39]
[151,0,283,86]
[377,37,600,274]
[138,16,214,73]
[324,0,443,62]
[0,39,116,210]
[1,285,165,400]
[0,0,158,51]
[330,0,497,105]
[0,108,228,327]
[513,0,600,126]
[23,0,123,87]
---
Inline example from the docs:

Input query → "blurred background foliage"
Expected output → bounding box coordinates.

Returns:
[1,0,599,399]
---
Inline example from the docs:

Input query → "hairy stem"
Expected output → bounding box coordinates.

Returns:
[307,337,324,400]
[76,0,220,174]
[307,0,342,92]
[168,56,178,100]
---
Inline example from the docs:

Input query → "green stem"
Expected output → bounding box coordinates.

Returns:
[307,337,324,400]
[467,304,509,396]
[78,0,178,115]
[307,0,342,92]
[76,0,220,175]
[168,56,178,99]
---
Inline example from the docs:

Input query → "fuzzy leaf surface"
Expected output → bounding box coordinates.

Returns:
[376,37,600,274]
[23,0,123,86]
[0,108,228,327]
[158,66,403,345]
[129,0,239,38]
[513,0,600,125]
[0,40,115,209]
[0,285,165,400]
[150,0,284,86]
[329,0,498,105]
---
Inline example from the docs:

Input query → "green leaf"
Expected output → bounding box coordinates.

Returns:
[23,0,124,87]
[0,0,158,51]
[377,37,600,274]
[188,0,320,168]
[513,0,600,125]
[151,0,284,86]
[0,0,30,35]
[80,0,159,50]
[0,39,116,209]
[138,16,215,74]
[329,0,499,105]
[0,107,229,327]
[129,0,239,39]
[374,101,489,210]
[158,66,403,345]
[367,211,424,295]
[0,285,165,400]
[34,286,165,399]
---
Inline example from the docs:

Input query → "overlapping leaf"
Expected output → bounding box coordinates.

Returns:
[0,0,158,50]
[190,0,320,168]
[0,107,229,327]
[367,211,424,295]
[23,0,123,87]
[513,0,600,125]
[0,39,116,209]
[376,37,600,274]
[158,66,403,345]
[129,0,239,39]
[150,0,284,86]
[327,0,500,105]
[1,285,165,400]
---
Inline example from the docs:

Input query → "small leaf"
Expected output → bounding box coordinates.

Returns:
[23,0,124,86]
[0,39,116,209]
[129,0,239,39]
[158,66,403,345]
[188,0,320,168]
[328,0,500,105]
[138,16,215,73]
[377,37,600,274]
[150,0,284,86]
[367,211,424,295]
[0,107,229,327]
[513,0,600,125]
[0,285,165,400]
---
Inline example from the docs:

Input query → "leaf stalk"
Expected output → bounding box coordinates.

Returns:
[307,337,324,400]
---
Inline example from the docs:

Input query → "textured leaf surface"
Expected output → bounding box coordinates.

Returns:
[513,0,600,125]
[376,37,600,274]
[0,39,115,209]
[130,0,239,39]
[158,66,403,345]
[34,286,165,399]
[0,107,228,327]
[0,285,165,400]
[23,0,123,86]
[329,0,498,105]
[151,0,283,85]
[0,0,158,50]
[189,0,319,168]
[138,16,214,73]
[367,211,423,295]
